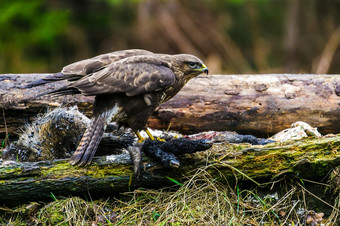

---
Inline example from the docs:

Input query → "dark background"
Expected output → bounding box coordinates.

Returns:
[1,0,340,75]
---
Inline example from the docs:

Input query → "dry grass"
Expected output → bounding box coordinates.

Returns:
[1,165,339,225]
[37,197,114,225]
[114,167,239,225]
[327,194,340,224]
[111,165,339,225]
[2,197,117,225]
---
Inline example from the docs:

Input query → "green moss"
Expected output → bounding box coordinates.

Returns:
[0,167,23,176]
[49,212,65,224]
[39,160,133,179]
[199,135,340,181]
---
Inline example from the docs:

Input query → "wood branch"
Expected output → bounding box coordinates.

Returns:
[1,135,339,205]
[0,74,94,138]
[150,73,340,136]
[1,74,340,138]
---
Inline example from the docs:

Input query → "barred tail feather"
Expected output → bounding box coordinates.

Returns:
[69,99,119,166]
[69,115,106,166]
[69,123,95,165]
[80,119,106,165]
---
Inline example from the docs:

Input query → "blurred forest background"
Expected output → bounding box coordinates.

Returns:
[1,0,340,75]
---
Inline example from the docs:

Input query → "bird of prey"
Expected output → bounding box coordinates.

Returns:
[25,49,209,166]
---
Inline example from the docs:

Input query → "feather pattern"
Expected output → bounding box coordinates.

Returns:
[62,49,153,76]
[69,104,119,165]
[69,58,176,97]
[25,49,208,166]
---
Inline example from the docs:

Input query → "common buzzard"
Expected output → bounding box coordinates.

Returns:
[25,49,209,165]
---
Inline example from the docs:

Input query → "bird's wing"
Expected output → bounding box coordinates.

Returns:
[61,49,154,76]
[24,49,154,89]
[68,56,176,96]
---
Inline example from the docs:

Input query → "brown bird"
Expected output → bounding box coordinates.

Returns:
[25,49,209,166]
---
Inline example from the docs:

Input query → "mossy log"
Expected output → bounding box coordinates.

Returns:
[1,73,340,138]
[1,135,339,205]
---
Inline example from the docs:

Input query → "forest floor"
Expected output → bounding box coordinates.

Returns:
[1,157,339,225]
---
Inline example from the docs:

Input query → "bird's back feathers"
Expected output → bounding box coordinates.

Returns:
[24,49,208,166]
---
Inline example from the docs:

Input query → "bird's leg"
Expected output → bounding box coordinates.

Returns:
[145,129,155,140]
[136,131,147,143]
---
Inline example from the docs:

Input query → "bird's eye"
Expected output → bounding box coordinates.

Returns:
[188,62,197,68]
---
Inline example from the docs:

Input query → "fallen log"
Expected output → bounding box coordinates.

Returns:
[0,134,339,205]
[1,74,340,138]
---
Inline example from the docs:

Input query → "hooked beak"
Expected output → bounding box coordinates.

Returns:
[201,64,209,74]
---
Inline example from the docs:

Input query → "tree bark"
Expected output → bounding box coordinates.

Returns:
[0,135,339,205]
[1,73,340,138]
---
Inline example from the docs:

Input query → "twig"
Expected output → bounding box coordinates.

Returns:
[316,26,340,74]
[216,160,261,187]
[297,182,340,213]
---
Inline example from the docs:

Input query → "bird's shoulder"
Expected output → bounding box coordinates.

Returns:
[69,53,178,96]
[61,49,154,76]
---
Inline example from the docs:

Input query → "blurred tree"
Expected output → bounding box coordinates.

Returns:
[0,0,339,74]
[0,0,69,72]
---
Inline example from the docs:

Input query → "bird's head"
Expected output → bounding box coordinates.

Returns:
[172,54,209,81]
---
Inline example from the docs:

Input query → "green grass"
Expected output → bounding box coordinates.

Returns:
[0,165,339,225]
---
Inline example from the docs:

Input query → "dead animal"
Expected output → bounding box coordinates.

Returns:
[1,106,135,162]
[2,106,89,162]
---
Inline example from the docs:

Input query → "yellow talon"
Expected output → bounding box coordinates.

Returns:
[136,131,145,143]
[156,137,166,142]
[146,129,166,142]
[135,129,166,142]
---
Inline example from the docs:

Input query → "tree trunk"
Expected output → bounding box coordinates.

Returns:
[1,73,340,138]
[0,135,339,205]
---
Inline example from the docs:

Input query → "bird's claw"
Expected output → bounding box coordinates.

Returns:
[156,137,166,142]
[135,129,165,142]
[137,137,145,143]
